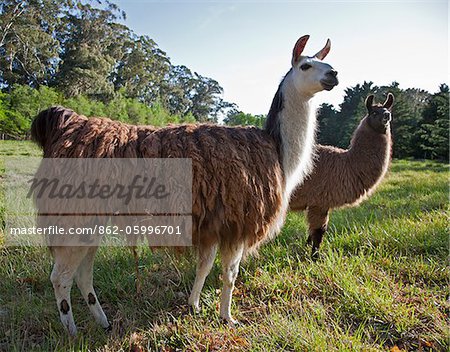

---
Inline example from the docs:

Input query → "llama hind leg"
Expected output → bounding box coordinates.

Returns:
[50,246,88,336]
[75,246,110,330]
[306,207,330,260]
[219,242,244,325]
[188,242,218,312]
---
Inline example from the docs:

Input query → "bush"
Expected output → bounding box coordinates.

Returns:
[1,85,196,137]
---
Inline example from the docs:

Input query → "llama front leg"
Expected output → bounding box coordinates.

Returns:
[50,247,88,336]
[219,242,244,325]
[188,242,218,312]
[75,246,110,330]
[306,207,330,260]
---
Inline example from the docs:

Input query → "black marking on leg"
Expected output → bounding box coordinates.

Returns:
[60,299,70,314]
[88,292,96,305]
[310,225,327,260]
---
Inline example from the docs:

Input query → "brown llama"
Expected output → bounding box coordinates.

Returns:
[30,35,338,335]
[290,93,394,259]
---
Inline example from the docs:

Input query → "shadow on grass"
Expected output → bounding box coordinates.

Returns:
[0,247,208,351]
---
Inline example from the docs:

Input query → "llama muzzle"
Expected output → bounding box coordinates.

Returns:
[320,70,339,91]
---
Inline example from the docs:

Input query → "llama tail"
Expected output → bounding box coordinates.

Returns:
[31,106,76,150]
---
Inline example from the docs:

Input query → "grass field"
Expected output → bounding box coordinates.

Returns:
[0,140,448,351]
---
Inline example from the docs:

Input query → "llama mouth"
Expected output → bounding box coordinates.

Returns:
[320,79,338,91]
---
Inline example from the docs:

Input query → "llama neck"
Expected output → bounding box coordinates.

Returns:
[278,74,317,196]
[263,70,317,241]
[347,120,392,189]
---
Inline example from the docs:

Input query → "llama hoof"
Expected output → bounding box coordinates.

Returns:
[221,316,239,327]
[188,304,201,314]
[104,324,112,333]
[311,250,320,261]
[188,293,201,313]
[62,318,78,337]
[67,326,77,337]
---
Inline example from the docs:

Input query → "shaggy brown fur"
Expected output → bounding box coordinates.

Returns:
[289,93,394,258]
[31,107,284,250]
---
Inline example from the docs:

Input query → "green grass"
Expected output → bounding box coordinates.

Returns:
[0,141,448,351]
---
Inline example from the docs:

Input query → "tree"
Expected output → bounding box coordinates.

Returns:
[113,35,170,104]
[378,82,424,158]
[159,66,231,121]
[315,82,374,148]
[335,81,374,147]
[0,0,62,87]
[0,89,34,137]
[55,2,124,100]
[224,109,265,127]
[0,0,125,90]
[419,84,449,160]
[160,65,194,116]
[188,73,226,122]
[7,84,62,121]
[316,103,338,145]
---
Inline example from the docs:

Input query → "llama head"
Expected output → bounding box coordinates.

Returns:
[289,35,339,96]
[365,93,394,134]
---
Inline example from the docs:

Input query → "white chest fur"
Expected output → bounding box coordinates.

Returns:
[279,78,317,198]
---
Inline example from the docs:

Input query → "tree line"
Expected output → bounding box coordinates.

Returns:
[0,1,448,160]
[0,0,232,133]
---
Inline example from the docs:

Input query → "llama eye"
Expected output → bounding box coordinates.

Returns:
[300,64,312,71]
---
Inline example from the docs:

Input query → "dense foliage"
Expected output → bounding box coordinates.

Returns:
[224,109,266,128]
[0,85,196,138]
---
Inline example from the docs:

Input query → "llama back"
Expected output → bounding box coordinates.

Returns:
[31,106,158,158]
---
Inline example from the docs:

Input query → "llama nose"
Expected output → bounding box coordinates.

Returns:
[327,69,338,77]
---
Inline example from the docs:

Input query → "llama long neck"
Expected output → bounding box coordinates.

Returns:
[265,70,317,197]
[280,73,317,196]
[347,119,392,189]
[263,69,317,240]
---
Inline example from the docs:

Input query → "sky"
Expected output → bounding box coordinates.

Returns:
[115,0,448,115]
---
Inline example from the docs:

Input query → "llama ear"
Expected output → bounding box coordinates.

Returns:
[292,35,310,66]
[383,93,394,110]
[365,95,375,112]
[314,39,331,60]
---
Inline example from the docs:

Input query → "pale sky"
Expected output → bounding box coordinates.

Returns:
[115,0,448,114]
